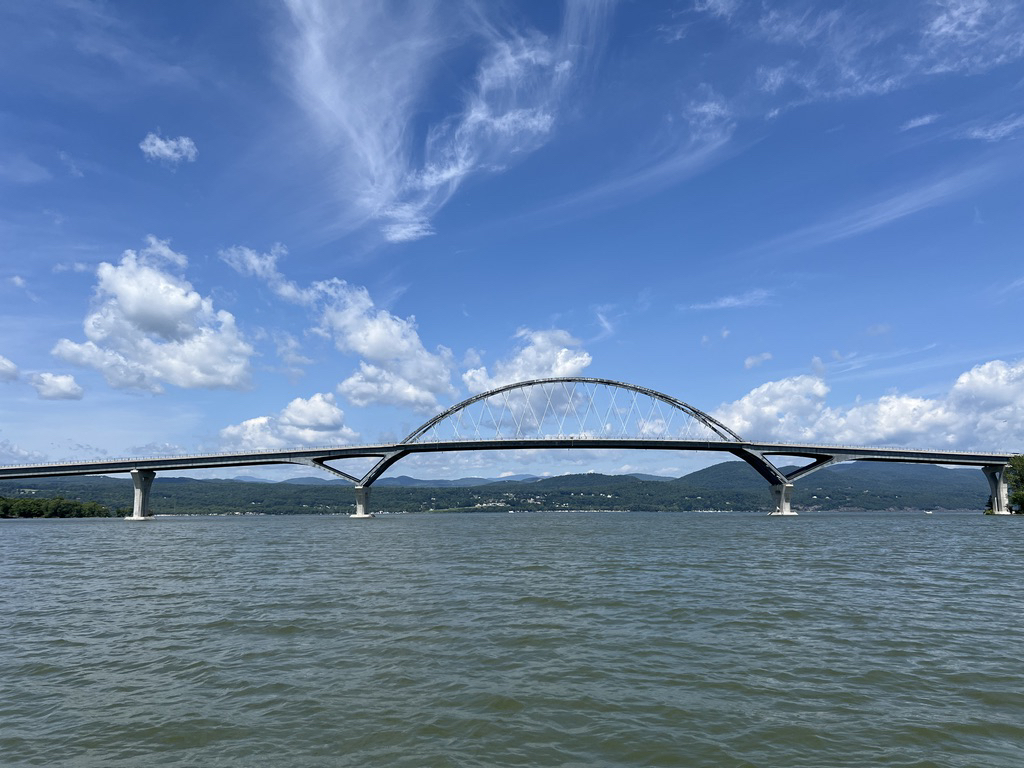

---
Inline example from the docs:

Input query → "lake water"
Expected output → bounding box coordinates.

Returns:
[3,510,1024,767]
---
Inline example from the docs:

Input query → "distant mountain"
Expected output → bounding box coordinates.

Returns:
[281,476,348,485]
[232,475,275,483]
[376,474,541,487]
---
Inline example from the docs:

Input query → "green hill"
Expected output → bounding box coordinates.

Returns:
[0,460,993,515]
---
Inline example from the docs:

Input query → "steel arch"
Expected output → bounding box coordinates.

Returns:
[401,377,745,444]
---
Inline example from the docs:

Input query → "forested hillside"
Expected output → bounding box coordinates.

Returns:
[0,461,990,516]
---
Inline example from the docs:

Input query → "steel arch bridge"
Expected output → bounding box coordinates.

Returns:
[0,377,1014,517]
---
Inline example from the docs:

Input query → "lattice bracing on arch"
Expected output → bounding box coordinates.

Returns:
[403,378,742,444]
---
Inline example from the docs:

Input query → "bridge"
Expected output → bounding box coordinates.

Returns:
[0,377,1015,518]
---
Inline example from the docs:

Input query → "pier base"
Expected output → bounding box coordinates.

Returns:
[983,465,1011,514]
[125,469,156,520]
[768,483,798,516]
[350,486,374,519]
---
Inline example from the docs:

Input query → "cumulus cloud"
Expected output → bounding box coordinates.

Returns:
[281,0,614,241]
[222,243,456,412]
[0,355,20,381]
[54,236,253,393]
[139,132,198,165]
[220,392,357,450]
[0,439,46,465]
[713,358,1024,451]
[463,328,592,393]
[30,372,84,400]
[318,282,456,412]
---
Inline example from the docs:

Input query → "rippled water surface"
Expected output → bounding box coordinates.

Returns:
[3,511,1024,767]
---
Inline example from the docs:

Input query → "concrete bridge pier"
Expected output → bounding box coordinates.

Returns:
[126,469,156,520]
[768,482,797,516]
[350,486,374,519]
[983,465,1011,514]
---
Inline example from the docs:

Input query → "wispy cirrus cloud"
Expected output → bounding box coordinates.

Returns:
[688,289,772,311]
[529,83,740,222]
[900,113,941,131]
[691,1,1024,111]
[962,114,1024,142]
[751,160,1002,257]
[281,0,616,243]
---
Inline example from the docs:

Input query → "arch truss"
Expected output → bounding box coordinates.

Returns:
[403,377,743,444]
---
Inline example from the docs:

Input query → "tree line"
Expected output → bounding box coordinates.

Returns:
[0,495,114,518]
[1007,455,1024,512]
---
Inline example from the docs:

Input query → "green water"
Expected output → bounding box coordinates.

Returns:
[2,511,1023,767]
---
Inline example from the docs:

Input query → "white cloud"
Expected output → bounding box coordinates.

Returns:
[754,163,997,256]
[900,113,940,131]
[0,355,19,382]
[963,114,1024,142]
[139,132,198,165]
[220,244,312,304]
[281,0,614,241]
[222,243,455,412]
[744,352,772,369]
[220,392,357,450]
[53,261,93,273]
[713,358,1024,451]
[684,85,735,143]
[922,0,1024,73]
[694,0,740,18]
[274,332,313,377]
[463,328,592,393]
[689,288,772,310]
[714,375,831,442]
[30,373,84,400]
[54,236,253,393]
[719,2,1024,114]
[0,439,46,465]
[317,281,456,412]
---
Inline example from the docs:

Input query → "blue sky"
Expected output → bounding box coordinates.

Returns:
[2,0,1023,480]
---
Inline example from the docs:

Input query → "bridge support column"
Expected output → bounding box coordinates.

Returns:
[983,465,1011,514]
[126,469,156,520]
[768,483,797,516]
[350,486,374,519]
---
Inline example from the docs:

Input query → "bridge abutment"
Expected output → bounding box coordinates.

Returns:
[126,469,156,520]
[983,465,1011,514]
[768,483,797,516]
[350,486,374,519]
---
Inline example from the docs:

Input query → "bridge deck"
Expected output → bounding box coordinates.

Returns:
[0,439,1012,480]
